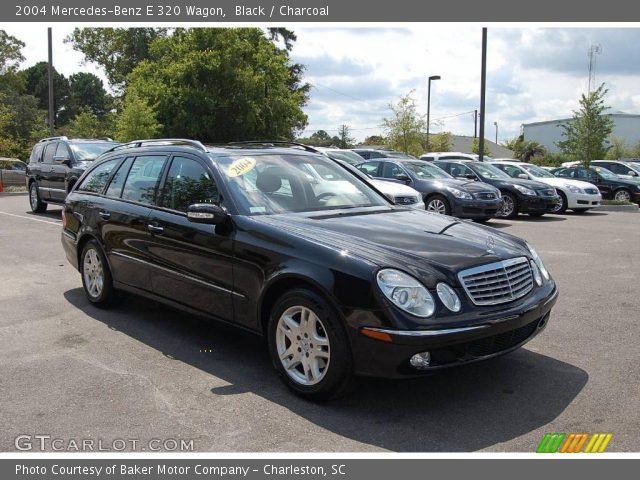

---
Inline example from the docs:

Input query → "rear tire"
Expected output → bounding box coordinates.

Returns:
[613,189,632,203]
[267,288,353,401]
[80,240,115,308]
[29,182,47,213]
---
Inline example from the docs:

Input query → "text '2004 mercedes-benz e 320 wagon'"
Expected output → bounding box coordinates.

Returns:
[61,139,558,400]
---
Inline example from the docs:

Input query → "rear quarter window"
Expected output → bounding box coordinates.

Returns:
[30,144,44,163]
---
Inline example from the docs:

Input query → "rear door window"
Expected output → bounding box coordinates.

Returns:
[105,158,133,198]
[43,143,57,164]
[30,144,45,163]
[120,156,168,205]
[76,160,119,194]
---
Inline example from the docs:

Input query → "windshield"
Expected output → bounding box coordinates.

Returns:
[404,162,452,179]
[522,164,555,178]
[325,149,367,165]
[217,154,389,215]
[591,166,617,179]
[471,162,510,179]
[70,143,118,161]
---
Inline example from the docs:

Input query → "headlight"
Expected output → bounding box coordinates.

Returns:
[527,243,550,281]
[436,283,461,312]
[376,269,435,318]
[445,186,473,200]
[566,185,584,194]
[514,184,536,196]
[530,261,543,286]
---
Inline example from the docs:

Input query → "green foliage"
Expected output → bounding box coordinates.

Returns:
[127,28,308,142]
[428,131,453,152]
[67,72,110,118]
[537,152,570,167]
[115,92,161,142]
[297,130,339,147]
[382,91,426,157]
[605,136,632,160]
[471,138,492,157]
[502,137,546,162]
[66,28,168,89]
[556,84,614,167]
[336,125,355,149]
[21,61,70,124]
[0,30,25,74]
[67,108,101,138]
[362,135,386,146]
[0,92,48,160]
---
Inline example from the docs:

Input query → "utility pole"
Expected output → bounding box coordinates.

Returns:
[47,28,55,135]
[478,28,487,161]
[473,110,478,138]
[426,75,441,150]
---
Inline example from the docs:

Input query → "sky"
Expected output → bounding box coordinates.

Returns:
[3,25,640,144]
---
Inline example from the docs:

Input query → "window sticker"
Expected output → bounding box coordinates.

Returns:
[227,157,256,177]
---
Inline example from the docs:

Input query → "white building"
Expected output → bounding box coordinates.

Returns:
[522,112,640,154]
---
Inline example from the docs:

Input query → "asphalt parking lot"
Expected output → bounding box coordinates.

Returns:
[0,193,638,452]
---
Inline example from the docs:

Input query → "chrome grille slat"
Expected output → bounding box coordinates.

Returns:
[458,257,534,306]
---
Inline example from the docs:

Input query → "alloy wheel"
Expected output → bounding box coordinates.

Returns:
[275,305,331,386]
[499,195,515,217]
[30,185,38,210]
[427,199,447,214]
[83,248,104,299]
[614,190,631,202]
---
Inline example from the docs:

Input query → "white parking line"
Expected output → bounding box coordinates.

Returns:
[0,211,61,226]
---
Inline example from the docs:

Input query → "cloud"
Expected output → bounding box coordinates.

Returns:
[293,54,374,77]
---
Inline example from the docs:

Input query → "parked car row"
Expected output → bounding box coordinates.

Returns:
[0,157,27,187]
[43,138,559,400]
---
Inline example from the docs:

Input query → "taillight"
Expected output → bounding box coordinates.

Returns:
[61,209,67,228]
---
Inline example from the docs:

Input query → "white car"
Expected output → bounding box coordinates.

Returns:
[313,147,424,209]
[490,160,602,213]
[420,152,494,162]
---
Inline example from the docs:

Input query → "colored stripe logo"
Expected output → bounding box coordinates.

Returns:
[536,433,612,453]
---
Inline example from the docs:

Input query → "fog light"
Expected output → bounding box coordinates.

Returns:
[410,352,431,369]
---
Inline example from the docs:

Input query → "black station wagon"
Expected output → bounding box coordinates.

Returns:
[62,139,558,400]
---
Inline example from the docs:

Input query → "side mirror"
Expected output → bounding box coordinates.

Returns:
[53,155,71,166]
[628,171,637,176]
[187,203,228,225]
[517,173,529,180]
[395,174,411,183]
[465,174,477,181]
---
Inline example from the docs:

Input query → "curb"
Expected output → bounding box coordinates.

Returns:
[596,204,639,213]
[0,191,28,196]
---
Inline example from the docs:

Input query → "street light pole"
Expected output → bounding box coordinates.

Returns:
[494,121,498,144]
[47,28,54,135]
[426,75,441,150]
[478,28,487,162]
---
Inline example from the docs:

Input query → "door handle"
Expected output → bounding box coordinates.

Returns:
[98,210,111,220]
[147,224,164,234]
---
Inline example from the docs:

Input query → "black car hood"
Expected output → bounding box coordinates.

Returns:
[251,209,528,285]
[489,177,549,190]
[414,178,497,193]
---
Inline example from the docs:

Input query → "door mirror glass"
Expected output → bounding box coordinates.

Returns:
[395,174,411,183]
[517,173,528,179]
[187,203,228,225]
[465,174,477,181]
[53,155,71,166]
[627,170,637,176]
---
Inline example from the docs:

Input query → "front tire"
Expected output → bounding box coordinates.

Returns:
[551,191,568,214]
[498,192,518,219]
[80,240,115,308]
[267,289,353,401]
[29,182,47,213]
[425,195,451,215]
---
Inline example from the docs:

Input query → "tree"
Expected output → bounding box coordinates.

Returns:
[428,131,453,152]
[21,61,70,124]
[336,125,355,149]
[67,108,101,138]
[382,92,426,157]
[67,72,110,119]
[115,92,161,142]
[503,137,546,162]
[471,138,492,157]
[556,84,614,167]
[126,28,308,142]
[605,136,631,160]
[362,135,386,146]
[0,30,25,74]
[66,28,168,90]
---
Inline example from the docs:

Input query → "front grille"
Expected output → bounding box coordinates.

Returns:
[466,317,541,357]
[538,188,556,197]
[474,192,497,200]
[584,188,599,195]
[458,257,534,306]
[395,195,419,205]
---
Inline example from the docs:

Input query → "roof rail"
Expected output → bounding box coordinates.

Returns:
[105,138,208,154]
[227,141,320,154]
[39,136,68,143]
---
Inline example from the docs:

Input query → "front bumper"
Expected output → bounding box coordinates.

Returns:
[451,197,502,219]
[349,283,558,378]
[567,193,601,209]
[519,194,560,213]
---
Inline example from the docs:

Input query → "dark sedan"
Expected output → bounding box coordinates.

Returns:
[434,160,560,218]
[551,165,640,204]
[62,139,558,400]
[356,158,502,221]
